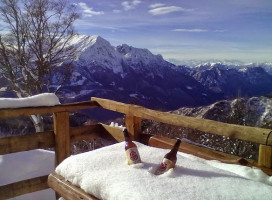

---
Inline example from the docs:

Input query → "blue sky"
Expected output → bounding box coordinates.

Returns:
[70,0,272,64]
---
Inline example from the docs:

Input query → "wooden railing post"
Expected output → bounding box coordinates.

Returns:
[258,131,272,169]
[125,115,141,141]
[53,112,70,166]
[258,144,272,168]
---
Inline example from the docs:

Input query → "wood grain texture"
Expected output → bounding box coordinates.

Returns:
[54,112,70,166]
[0,131,55,155]
[258,144,272,168]
[48,173,100,200]
[100,123,124,142]
[91,97,272,145]
[0,175,49,200]
[125,115,141,141]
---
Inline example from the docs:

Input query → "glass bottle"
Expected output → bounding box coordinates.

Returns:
[154,138,181,175]
[123,128,141,165]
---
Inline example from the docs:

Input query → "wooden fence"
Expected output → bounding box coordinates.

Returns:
[0,97,271,199]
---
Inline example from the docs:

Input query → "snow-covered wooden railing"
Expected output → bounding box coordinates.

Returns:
[0,97,272,199]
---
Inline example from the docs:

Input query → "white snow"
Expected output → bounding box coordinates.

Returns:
[0,93,60,109]
[0,87,7,92]
[56,142,272,200]
[109,122,125,130]
[0,150,55,200]
[65,34,171,75]
[129,93,138,98]
[68,35,124,74]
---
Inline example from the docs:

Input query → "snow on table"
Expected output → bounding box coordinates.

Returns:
[56,142,272,200]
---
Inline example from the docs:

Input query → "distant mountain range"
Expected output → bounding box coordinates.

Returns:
[1,34,272,114]
[52,35,218,111]
[49,35,272,111]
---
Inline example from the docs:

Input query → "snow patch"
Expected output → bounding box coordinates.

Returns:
[0,149,55,199]
[129,93,138,98]
[0,87,7,92]
[0,93,60,109]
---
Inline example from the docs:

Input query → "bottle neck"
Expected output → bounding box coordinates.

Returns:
[171,139,181,152]
[123,128,131,141]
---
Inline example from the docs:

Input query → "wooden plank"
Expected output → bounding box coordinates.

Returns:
[48,173,100,200]
[148,135,272,176]
[100,123,124,142]
[54,112,70,166]
[258,144,272,168]
[149,135,248,164]
[0,131,55,155]
[0,124,113,155]
[125,115,141,141]
[139,133,153,145]
[0,101,99,119]
[70,124,104,143]
[91,97,272,145]
[0,175,49,200]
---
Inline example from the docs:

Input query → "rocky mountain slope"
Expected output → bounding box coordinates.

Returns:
[53,35,218,111]
[187,63,272,99]
[173,96,272,128]
[142,96,272,159]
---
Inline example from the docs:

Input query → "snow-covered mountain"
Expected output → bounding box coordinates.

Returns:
[187,63,272,99]
[54,35,217,111]
[1,34,272,114]
[173,96,272,128]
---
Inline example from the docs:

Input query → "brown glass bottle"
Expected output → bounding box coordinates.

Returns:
[123,128,141,165]
[154,138,181,175]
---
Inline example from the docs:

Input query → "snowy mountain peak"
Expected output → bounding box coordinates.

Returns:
[116,44,165,66]
[66,34,174,74]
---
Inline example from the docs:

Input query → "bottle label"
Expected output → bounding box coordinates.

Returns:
[154,158,175,175]
[126,147,141,165]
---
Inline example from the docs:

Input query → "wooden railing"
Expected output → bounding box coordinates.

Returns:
[0,97,272,199]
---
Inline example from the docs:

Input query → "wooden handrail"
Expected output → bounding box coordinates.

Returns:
[0,131,55,155]
[91,97,272,145]
[0,175,49,200]
[0,101,98,119]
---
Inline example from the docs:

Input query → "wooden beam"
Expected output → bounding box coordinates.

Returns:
[54,112,70,166]
[70,124,104,143]
[48,173,100,200]
[0,175,49,200]
[0,101,99,119]
[125,115,141,141]
[0,124,113,155]
[258,144,272,168]
[148,135,272,176]
[0,131,55,155]
[149,135,248,163]
[91,97,272,145]
[100,123,124,142]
